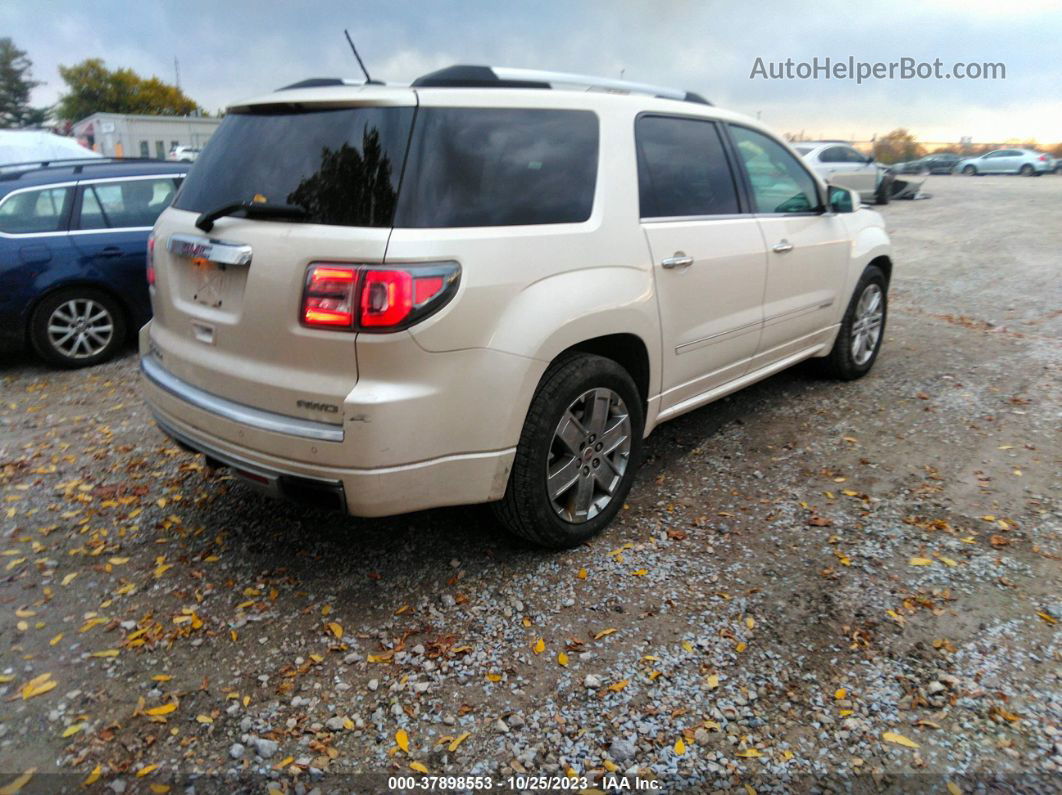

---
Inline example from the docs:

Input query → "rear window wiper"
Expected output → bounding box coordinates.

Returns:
[195,200,307,232]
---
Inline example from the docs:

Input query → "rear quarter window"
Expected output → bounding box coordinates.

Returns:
[395,108,599,228]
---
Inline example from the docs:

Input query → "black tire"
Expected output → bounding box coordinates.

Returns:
[1019,164,1034,176]
[874,183,890,205]
[29,287,127,368]
[962,165,977,176]
[819,265,887,381]
[493,353,644,549]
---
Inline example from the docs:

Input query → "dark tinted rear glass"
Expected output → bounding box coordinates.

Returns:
[395,108,598,227]
[635,116,739,218]
[174,106,414,227]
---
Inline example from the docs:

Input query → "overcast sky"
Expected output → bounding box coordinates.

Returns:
[4,0,1060,142]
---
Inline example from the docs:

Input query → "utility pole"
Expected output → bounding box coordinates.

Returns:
[174,56,181,89]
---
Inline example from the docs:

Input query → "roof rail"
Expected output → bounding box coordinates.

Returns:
[0,156,179,181]
[412,65,711,105]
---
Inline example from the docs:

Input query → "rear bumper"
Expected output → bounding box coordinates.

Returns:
[141,355,517,517]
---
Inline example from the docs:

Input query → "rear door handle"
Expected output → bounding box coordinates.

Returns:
[772,240,794,254]
[97,246,123,258]
[661,253,694,270]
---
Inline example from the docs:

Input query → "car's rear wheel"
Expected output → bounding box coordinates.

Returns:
[819,265,887,380]
[494,353,643,548]
[1019,164,1034,176]
[963,165,977,176]
[30,288,127,368]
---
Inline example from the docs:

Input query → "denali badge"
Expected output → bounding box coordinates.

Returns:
[297,400,339,413]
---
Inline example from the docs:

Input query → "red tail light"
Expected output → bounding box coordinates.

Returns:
[1039,154,1048,161]
[146,233,156,286]
[301,262,459,332]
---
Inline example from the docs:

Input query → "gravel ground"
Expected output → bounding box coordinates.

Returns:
[0,175,1059,793]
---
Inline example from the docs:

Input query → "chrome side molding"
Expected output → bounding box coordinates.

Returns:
[168,233,252,266]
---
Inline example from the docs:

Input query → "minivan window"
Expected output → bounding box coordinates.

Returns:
[174,106,415,228]
[0,186,73,234]
[729,125,820,214]
[636,116,739,218]
[395,108,598,228]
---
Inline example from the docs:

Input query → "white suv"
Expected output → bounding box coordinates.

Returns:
[141,65,892,548]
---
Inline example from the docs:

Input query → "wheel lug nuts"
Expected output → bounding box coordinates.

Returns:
[595,442,603,451]
[592,458,600,467]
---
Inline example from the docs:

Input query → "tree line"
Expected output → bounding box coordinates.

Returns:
[0,37,204,129]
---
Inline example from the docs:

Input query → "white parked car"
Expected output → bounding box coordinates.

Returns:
[141,65,892,547]
[956,148,1052,176]
[792,141,894,204]
[167,145,201,162]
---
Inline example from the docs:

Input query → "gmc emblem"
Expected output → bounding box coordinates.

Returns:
[297,400,339,413]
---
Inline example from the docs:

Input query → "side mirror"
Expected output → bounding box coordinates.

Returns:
[866,155,875,164]
[827,185,856,213]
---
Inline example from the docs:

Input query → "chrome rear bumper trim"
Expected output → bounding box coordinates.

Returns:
[141,356,344,443]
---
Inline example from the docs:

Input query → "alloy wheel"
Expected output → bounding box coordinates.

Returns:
[546,388,632,523]
[47,298,114,360]
[851,284,884,366]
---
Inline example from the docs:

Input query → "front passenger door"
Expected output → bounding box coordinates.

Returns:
[728,125,851,367]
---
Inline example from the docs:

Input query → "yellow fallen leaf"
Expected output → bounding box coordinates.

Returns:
[594,628,617,640]
[326,622,343,639]
[91,649,119,658]
[21,674,56,700]
[947,782,962,795]
[448,731,470,752]
[882,730,919,749]
[273,756,294,770]
[681,640,693,652]
[321,604,332,616]
[735,642,747,653]
[938,556,959,567]
[136,764,159,777]
[839,709,853,717]
[409,761,429,774]
[557,652,569,667]
[485,673,501,682]
[196,714,213,724]
[909,557,934,566]
[366,654,392,664]
[674,738,686,755]
[736,748,762,758]
[1037,612,1057,625]
[145,702,177,716]
[61,723,86,738]
[149,785,170,795]
[632,568,648,576]
[152,674,172,682]
[0,769,35,795]
[746,617,756,630]
[706,674,719,689]
[607,679,628,692]
[396,729,409,753]
[532,638,545,654]
[109,557,129,565]
[49,633,63,646]
[603,758,619,772]
[83,765,101,786]
[834,688,847,700]
[522,617,532,628]
[577,568,587,580]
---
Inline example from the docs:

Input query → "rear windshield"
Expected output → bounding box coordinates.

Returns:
[173,106,414,227]
[394,108,598,227]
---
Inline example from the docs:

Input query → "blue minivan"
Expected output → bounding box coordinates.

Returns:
[0,158,188,367]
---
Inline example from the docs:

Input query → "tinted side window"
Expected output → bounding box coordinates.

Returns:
[843,147,868,163]
[820,147,847,163]
[729,126,820,214]
[78,178,179,229]
[396,108,598,228]
[635,116,739,218]
[0,187,73,234]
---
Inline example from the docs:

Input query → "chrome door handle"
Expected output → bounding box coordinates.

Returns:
[772,240,794,254]
[661,253,694,269]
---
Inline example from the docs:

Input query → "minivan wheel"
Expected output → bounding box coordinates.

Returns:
[819,265,887,381]
[30,288,127,368]
[494,353,644,548]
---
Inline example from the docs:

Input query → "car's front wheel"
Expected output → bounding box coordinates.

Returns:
[494,353,644,548]
[819,265,887,380]
[963,165,977,176]
[30,288,127,368]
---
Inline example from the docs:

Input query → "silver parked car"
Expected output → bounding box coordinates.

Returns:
[793,141,926,204]
[956,148,1052,176]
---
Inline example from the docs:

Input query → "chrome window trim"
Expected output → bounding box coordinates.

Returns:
[0,181,76,237]
[640,213,751,223]
[141,355,344,443]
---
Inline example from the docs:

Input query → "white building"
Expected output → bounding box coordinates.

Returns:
[72,113,221,159]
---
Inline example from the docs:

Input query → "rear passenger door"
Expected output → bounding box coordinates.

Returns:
[71,176,181,318]
[727,125,850,365]
[637,115,768,414]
